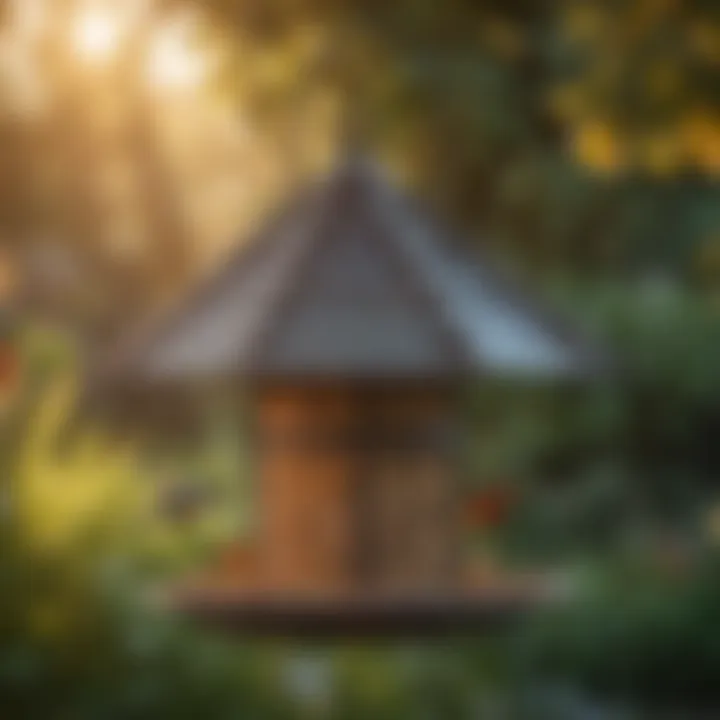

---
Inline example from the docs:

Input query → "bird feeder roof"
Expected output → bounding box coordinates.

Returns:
[99,157,603,385]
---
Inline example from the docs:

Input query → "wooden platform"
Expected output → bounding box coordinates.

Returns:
[170,583,555,639]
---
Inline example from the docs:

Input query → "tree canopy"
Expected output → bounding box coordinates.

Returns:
[0,0,715,337]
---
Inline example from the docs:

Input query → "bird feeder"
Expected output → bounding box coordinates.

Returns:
[92,157,603,637]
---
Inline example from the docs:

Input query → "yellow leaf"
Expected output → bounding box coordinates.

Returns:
[572,122,624,174]
[682,113,720,176]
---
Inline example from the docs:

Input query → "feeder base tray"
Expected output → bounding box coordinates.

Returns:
[171,587,552,639]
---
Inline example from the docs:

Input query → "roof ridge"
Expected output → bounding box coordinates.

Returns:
[248,158,470,375]
[364,166,478,371]
[241,172,342,373]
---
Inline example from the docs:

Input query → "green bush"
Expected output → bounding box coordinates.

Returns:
[520,552,720,714]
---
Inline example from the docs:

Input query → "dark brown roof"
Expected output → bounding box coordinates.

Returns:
[98,157,604,384]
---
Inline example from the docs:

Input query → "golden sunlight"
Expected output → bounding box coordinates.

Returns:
[147,15,211,91]
[73,5,123,64]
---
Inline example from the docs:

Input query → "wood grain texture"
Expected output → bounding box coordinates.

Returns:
[254,384,459,594]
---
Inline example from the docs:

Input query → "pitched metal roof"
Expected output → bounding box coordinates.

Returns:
[99,157,603,384]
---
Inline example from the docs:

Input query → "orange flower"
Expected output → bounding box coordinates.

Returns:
[465,486,518,529]
[0,339,20,400]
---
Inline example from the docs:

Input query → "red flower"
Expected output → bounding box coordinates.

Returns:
[465,486,518,529]
[0,340,19,396]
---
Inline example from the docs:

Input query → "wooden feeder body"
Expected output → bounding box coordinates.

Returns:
[252,382,460,595]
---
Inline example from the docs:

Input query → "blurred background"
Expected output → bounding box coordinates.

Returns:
[0,0,719,717]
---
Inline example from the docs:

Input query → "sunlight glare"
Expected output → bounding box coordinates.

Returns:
[73,6,122,64]
[147,16,211,91]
